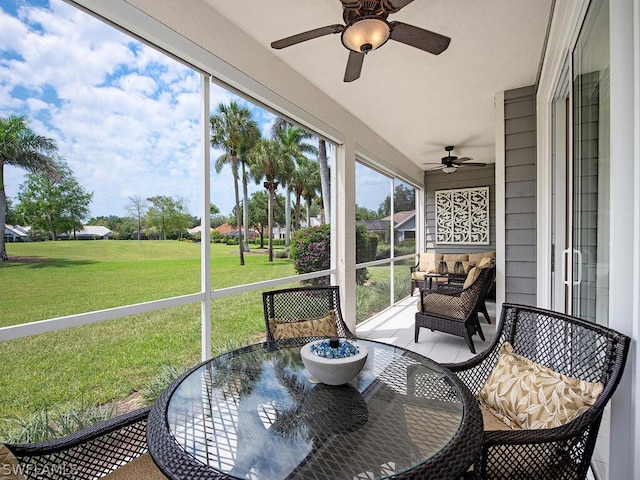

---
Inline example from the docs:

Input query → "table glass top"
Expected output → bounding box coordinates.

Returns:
[166,339,464,480]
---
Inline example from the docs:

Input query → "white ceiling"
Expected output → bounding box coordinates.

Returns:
[205,0,553,169]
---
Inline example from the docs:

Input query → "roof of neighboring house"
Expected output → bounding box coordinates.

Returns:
[383,210,415,228]
[214,223,236,235]
[187,225,215,235]
[357,219,390,231]
[4,225,30,237]
[76,226,113,237]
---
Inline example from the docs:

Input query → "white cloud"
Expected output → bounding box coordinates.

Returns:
[1,0,207,217]
[1,0,322,221]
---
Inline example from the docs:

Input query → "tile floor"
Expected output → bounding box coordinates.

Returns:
[356,294,498,363]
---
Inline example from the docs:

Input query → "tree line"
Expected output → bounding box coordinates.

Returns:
[1,109,413,264]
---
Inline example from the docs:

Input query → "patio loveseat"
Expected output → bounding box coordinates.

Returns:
[410,251,496,296]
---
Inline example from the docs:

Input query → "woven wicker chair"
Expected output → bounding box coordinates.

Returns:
[438,265,496,324]
[415,267,491,354]
[2,407,167,479]
[446,303,630,480]
[262,285,355,343]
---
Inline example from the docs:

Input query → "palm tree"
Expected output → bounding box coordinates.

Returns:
[248,139,294,262]
[210,102,260,265]
[317,139,331,223]
[275,125,317,247]
[293,158,318,229]
[0,115,58,262]
[273,117,330,225]
[301,162,322,227]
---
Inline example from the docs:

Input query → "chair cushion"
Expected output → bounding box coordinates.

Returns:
[462,267,480,289]
[442,254,469,272]
[418,252,437,273]
[468,251,496,264]
[479,342,604,429]
[476,256,494,269]
[269,312,338,340]
[0,444,25,480]
[479,403,513,431]
[102,453,167,479]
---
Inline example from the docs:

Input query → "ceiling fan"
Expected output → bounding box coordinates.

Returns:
[423,146,487,174]
[270,0,450,82]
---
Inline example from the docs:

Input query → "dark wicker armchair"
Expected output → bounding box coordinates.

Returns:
[446,303,630,480]
[262,285,355,343]
[2,407,167,479]
[438,265,496,324]
[415,267,491,354]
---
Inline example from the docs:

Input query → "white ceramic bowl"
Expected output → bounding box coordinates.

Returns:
[300,339,368,386]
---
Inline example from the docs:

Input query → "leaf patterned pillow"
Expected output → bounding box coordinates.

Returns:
[269,311,337,340]
[478,342,604,430]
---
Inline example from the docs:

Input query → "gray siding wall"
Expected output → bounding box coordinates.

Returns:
[423,164,496,255]
[504,85,537,306]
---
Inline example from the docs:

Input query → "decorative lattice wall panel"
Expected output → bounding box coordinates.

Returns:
[435,186,490,244]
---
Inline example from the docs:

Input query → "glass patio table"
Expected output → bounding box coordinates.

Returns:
[147,338,482,480]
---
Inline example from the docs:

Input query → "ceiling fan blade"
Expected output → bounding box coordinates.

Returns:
[344,51,365,82]
[271,24,344,49]
[456,162,487,167]
[388,22,450,55]
[454,156,474,163]
[384,0,416,12]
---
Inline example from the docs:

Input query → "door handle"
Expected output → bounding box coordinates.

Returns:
[573,249,582,286]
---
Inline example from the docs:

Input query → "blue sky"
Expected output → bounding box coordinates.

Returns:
[1,0,385,221]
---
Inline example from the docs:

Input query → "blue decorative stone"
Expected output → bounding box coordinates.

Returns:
[310,338,359,359]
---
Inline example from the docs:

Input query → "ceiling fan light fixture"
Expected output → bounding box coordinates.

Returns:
[341,16,390,53]
[441,166,458,174]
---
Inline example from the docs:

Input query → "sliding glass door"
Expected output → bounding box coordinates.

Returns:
[569,0,610,324]
[551,0,610,327]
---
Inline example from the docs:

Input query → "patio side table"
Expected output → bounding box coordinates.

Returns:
[423,272,449,290]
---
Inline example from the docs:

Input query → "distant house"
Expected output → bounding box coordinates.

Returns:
[213,223,258,239]
[74,225,113,240]
[272,216,322,239]
[389,210,416,243]
[187,225,214,236]
[356,219,390,242]
[360,210,416,243]
[4,225,31,242]
[214,223,236,236]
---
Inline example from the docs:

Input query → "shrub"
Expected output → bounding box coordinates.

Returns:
[290,225,331,285]
[0,403,114,444]
[140,365,190,405]
[356,224,377,284]
[376,242,391,260]
[290,224,378,285]
[395,238,416,256]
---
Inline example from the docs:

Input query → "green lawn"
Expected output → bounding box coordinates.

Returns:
[0,241,293,327]
[0,241,297,425]
[0,240,409,434]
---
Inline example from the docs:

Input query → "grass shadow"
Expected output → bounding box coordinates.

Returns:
[4,257,97,269]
